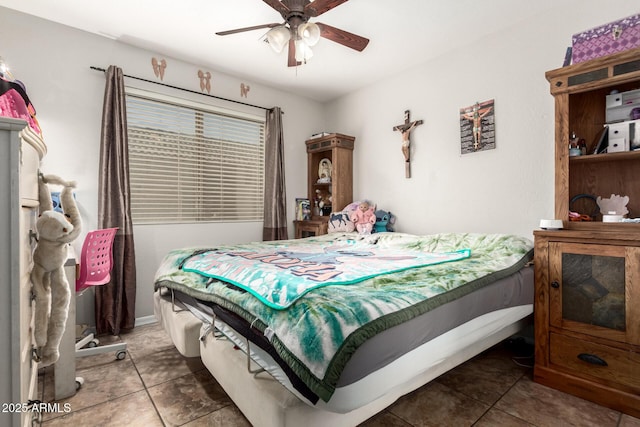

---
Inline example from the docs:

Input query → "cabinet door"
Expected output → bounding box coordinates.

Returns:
[549,242,640,345]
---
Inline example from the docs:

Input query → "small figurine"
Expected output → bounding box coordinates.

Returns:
[317,158,332,183]
[569,131,582,157]
[315,189,331,216]
[596,194,629,216]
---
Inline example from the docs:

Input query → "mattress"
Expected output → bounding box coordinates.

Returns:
[153,232,534,416]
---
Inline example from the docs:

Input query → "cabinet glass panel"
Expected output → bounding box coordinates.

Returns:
[561,252,625,331]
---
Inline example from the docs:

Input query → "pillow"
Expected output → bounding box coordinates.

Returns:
[327,211,355,233]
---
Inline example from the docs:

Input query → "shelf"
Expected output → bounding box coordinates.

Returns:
[563,221,640,233]
[569,150,640,163]
[555,55,640,220]
[299,133,354,239]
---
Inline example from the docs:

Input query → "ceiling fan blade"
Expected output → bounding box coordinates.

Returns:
[263,0,290,17]
[288,39,302,67]
[316,22,369,51]
[216,23,281,36]
[304,0,349,17]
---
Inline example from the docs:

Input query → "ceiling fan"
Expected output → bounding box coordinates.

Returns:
[216,0,370,67]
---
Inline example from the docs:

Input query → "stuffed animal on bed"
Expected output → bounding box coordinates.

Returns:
[374,209,396,233]
[350,201,376,234]
[31,173,82,367]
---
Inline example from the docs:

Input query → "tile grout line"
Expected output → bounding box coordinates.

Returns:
[127,349,167,427]
[125,337,230,426]
[477,369,532,426]
[446,363,534,426]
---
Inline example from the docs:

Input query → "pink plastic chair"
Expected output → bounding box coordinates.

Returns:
[74,227,127,368]
[76,228,118,293]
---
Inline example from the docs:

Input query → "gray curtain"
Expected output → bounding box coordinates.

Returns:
[96,65,137,335]
[263,107,288,240]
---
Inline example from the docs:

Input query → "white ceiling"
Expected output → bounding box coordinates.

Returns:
[1,0,564,102]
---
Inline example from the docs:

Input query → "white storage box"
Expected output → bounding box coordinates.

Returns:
[608,137,629,152]
[607,119,640,152]
[609,122,630,146]
[606,88,640,123]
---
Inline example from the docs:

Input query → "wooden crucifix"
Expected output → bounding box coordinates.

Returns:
[393,110,423,178]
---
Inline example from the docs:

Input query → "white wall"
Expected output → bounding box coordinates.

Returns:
[0,8,324,323]
[325,1,640,239]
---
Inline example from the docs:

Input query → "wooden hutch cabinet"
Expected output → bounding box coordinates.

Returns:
[293,133,354,238]
[534,47,640,417]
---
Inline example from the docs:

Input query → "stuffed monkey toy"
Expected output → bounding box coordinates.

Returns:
[31,173,82,367]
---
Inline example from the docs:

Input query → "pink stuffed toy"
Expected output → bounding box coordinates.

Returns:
[350,201,376,234]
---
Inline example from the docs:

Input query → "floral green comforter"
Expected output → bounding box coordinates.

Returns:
[154,232,533,401]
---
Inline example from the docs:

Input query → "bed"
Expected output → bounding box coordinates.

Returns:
[153,232,534,426]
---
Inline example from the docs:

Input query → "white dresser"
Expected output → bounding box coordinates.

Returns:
[0,117,47,427]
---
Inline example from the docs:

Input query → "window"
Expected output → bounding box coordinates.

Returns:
[125,88,265,224]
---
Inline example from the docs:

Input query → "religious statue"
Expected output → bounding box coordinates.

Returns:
[317,158,332,183]
[461,102,492,150]
[393,110,423,178]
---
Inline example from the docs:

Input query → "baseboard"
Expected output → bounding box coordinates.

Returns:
[135,315,157,327]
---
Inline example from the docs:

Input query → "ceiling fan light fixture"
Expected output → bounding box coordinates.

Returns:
[295,39,313,63]
[298,22,320,47]
[218,0,368,67]
[265,25,291,53]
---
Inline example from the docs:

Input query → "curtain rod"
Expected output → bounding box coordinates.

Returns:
[90,66,278,112]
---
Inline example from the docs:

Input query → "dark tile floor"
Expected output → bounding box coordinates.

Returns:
[38,322,640,427]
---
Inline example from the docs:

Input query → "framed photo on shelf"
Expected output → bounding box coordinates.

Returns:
[295,198,311,221]
[592,126,608,154]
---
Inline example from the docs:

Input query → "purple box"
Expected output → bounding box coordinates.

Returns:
[572,14,640,64]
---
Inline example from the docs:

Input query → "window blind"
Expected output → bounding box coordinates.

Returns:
[125,90,265,224]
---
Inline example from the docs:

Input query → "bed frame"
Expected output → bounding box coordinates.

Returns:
[152,232,535,425]
[154,289,532,426]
